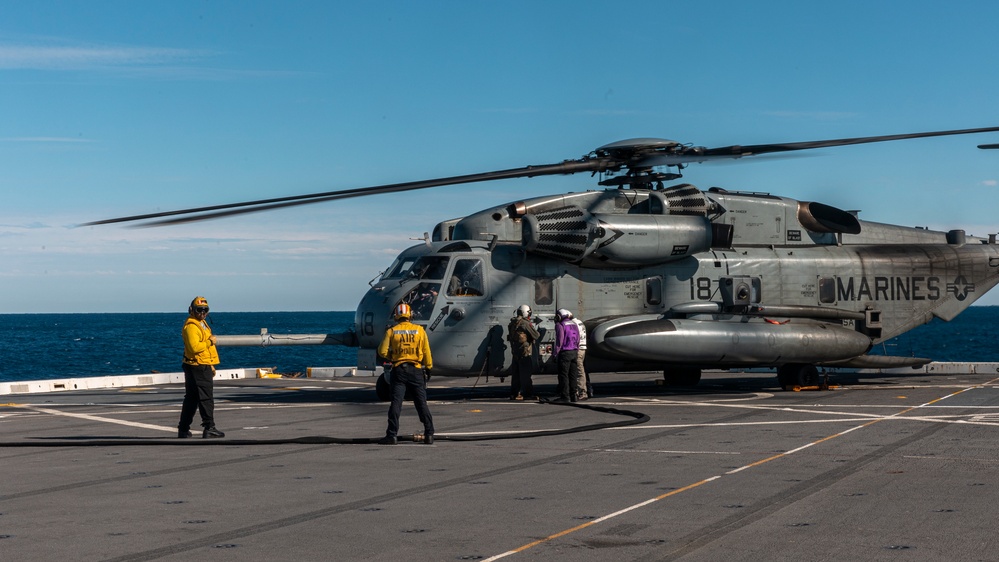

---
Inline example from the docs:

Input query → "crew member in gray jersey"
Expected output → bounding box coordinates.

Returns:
[567,311,589,400]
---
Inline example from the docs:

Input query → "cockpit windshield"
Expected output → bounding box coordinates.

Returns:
[407,256,449,280]
[383,257,415,280]
[400,282,442,321]
[383,255,450,281]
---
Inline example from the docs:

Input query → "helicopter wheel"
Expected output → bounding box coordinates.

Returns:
[663,366,702,387]
[777,363,819,390]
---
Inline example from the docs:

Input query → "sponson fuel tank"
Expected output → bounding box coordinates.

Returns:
[591,315,873,365]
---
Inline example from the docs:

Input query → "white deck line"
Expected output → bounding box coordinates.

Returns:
[2,362,998,396]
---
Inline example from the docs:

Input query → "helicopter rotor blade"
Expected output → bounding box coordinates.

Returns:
[979,143,999,149]
[633,126,999,167]
[81,159,612,227]
[84,126,999,227]
[699,125,999,157]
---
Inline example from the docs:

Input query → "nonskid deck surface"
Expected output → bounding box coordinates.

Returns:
[2,370,999,561]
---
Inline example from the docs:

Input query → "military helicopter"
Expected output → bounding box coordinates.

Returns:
[87,126,999,397]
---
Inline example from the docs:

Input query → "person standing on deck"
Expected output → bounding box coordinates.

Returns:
[178,296,224,439]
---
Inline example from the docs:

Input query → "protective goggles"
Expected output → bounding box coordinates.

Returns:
[193,306,210,314]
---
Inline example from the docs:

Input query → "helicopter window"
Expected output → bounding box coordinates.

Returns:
[646,277,663,305]
[405,256,449,280]
[401,282,442,320]
[819,277,836,303]
[534,278,554,305]
[446,258,484,297]
[384,257,418,279]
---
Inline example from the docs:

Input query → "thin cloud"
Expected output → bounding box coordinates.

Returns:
[982,179,998,187]
[0,40,309,81]
[765,110,861,121]
[0,221,50,229]
[575,108,645,117]
[0,137,93,143]
[0,43,202,70]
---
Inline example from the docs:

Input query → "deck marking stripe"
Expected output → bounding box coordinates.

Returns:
[615,417,879,430]
[484,377,999,560]
[482,477,721,561]
[16,405,176,432]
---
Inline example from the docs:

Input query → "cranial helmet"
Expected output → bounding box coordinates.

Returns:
[189,296,209,314]
[394,303,412,320]
[516,304,532,318]
[556,308,571,321]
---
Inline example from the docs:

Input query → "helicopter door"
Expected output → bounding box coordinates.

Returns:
[437,257,497,375]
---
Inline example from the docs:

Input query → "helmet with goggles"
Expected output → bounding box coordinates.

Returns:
[189,296,210,315]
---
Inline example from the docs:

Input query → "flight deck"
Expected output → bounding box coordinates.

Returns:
[2,369,999,561]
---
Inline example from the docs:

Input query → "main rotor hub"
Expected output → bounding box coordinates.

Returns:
[593,138,682,160]
[598,171,683,189]
[593,138,688,189]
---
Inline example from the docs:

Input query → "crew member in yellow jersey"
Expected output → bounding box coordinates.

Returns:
[178,296,225,439]
[376,303,435,445]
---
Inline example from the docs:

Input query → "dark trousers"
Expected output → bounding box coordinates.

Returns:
[509,355,534,398]
[556,350,579,401]
[386,363,434,438]
[179,363,215,430]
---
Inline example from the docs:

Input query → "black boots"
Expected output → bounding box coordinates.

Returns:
[203,426,225,439]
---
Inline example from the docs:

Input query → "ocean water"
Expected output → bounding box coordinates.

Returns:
[0,311,358,382]
[2,308,998,382]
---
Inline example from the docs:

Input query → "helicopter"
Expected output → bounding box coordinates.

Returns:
[86,126,999,398]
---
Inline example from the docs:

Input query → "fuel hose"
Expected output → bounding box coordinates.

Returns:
[0,399,649,447]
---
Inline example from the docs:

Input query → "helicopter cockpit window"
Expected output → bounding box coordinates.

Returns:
[386,256,450,280]
[446,258,484,297]
[401,282,442,321]
[406,256,449,281]
[383,257,417,280]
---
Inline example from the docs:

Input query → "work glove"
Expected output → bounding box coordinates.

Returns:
[424,368,432,382]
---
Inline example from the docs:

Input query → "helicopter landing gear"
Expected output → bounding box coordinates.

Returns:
[777,363,819,390]
[663,366,701,387]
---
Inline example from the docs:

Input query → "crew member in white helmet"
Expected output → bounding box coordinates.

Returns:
[566,310,590,400]
[506,304,541,400]
[553,308,580,403]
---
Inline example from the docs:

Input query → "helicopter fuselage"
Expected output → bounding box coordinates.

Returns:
[88,126,999,390]
[353,185,999,380]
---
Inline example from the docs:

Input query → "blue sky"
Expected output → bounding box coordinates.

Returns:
[3,1,999,313]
